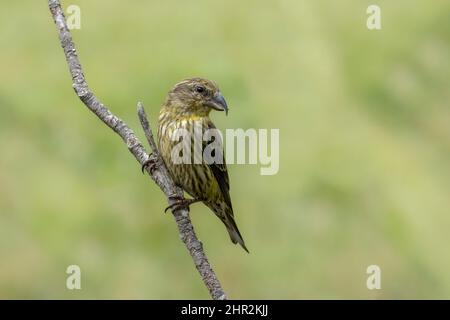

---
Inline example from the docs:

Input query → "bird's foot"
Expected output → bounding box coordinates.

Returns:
[141,154,158,174]
[164,196,203,213]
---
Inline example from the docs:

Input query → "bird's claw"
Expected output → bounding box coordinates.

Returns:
[164,196,202,213]
[141,155,158,174]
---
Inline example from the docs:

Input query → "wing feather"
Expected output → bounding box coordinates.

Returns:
[203,121,233,210]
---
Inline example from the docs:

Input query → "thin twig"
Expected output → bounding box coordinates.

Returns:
[48,0,226,300]
[137,102,158,154]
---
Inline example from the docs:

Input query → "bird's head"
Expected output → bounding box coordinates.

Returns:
[165,78,228,117]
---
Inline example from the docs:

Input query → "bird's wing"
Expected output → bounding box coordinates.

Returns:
[209,149,232,210]
[204,121,233,211]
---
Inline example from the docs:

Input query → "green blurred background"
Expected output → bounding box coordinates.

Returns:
[0,0,449,299]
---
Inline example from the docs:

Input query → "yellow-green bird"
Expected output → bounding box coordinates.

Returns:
[157,78,248,252]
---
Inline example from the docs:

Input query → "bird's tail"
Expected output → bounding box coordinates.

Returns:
[223,215,249,253]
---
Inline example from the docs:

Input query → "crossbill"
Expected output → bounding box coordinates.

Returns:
[157,78,248,252]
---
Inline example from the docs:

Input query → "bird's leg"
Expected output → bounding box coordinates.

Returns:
[164,195,203,213]
[141,153,158,174]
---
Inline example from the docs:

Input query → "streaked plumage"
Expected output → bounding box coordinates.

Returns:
[157,78,248,252]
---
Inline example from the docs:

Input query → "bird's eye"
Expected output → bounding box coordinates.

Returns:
[195,86,206,94]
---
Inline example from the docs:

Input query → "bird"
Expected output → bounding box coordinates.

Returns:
[155,78,248,252]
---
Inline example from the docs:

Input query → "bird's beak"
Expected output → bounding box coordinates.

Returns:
[207,92,229,115]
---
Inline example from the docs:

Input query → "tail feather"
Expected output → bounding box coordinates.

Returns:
[224,215,249,253]
[206,202,249,253]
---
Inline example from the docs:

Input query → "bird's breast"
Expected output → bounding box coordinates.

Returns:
[157,113,216,198]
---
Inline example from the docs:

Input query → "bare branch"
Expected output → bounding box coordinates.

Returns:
[48,0,226,300]
[137,102,158,155]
